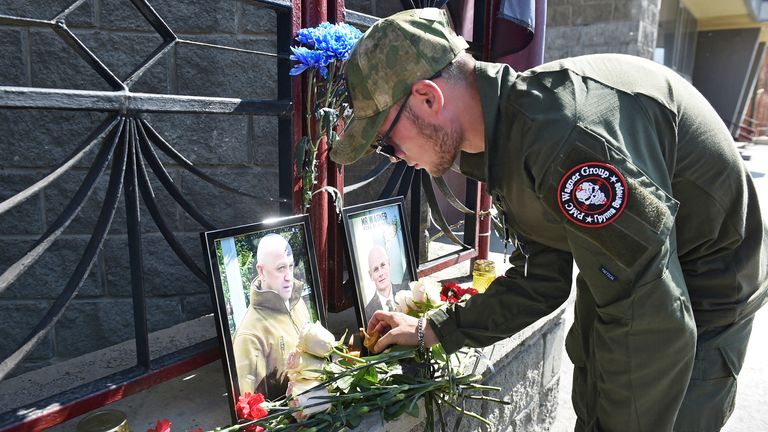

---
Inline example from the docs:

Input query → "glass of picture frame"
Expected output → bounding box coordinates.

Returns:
[201,214,325,409]
[341,197,417,330]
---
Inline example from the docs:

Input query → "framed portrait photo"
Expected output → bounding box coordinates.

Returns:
[342,197,417,328]
[201,214,325,408]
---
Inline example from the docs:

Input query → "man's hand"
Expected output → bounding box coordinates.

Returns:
[366,311,439,353]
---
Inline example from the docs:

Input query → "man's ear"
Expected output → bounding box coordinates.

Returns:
[256,263,264,278]
[411,80,444,116]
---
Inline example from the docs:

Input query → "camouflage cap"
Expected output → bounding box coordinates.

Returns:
[330,8,468,165]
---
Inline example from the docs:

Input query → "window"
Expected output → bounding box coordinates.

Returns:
[655,0,698,80]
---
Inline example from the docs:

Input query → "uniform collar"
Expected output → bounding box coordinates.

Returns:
[249,278,301,312]
[459,61,516,186]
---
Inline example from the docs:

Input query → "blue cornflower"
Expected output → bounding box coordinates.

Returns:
[296,22,331,49]
[296,22,362,62]
[289,46,332,78]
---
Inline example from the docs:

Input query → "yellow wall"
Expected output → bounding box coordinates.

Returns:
[680,0,748,19]
[679,0,768,42]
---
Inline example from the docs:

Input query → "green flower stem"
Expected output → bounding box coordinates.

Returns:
[359,347,418,363]
[305,70,315,150]
[314,350,416,390]
[302,70,315,210]
[324,62,336,108]
[226,406,298,430]
[462,383,502,391]
[332,347,366,364]
[435,394,492,427]
[463,394,512,405]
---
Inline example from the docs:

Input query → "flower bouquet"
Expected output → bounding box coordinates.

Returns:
[148,280,496,431]
[394,277,479,317]
[290,22,362,212]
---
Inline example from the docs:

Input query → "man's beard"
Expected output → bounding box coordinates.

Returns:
[405,105,463,177]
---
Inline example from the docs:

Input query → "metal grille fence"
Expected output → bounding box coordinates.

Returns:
[0,0,299,428]
[0,0,480,428]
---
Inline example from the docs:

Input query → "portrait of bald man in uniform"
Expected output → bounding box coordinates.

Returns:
[205,216,324,405]
[232,233,312,399]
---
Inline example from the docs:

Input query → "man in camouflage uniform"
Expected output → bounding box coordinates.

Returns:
[331,8,768,432]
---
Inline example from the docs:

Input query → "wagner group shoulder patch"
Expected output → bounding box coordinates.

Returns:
[558,162,628,227]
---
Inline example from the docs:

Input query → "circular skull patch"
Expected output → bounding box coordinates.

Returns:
[557,162,628,227]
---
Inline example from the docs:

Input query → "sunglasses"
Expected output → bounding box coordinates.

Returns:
[368,70,442,163]
[371,93,411,163]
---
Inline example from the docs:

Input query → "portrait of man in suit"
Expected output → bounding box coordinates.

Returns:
[364,245,408,319]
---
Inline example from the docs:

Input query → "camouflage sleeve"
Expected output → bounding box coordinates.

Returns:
[429,237,573,354]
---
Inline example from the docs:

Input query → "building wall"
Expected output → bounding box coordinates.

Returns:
[545,0,661,62]
[692,28,762,134]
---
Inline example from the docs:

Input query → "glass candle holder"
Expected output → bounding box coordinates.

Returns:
[472,259,496,293]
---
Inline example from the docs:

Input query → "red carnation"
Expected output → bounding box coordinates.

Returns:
[147,419,171,432]
[440,281,479,303]
[236,392,267,432]
[441,281,465,303]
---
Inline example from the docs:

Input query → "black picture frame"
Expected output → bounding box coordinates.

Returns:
[201,214,325,414]
[342,196,417,329]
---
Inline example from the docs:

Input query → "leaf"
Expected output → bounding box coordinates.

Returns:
[405,400,420,418]
[336,374,355,393]
[346,414,362,428]
[296,136,310,171]
[352,365,379,387]
[327,363,345,374]
[382,401,407,421]
[388,373,418,385]
[431,345,448,363]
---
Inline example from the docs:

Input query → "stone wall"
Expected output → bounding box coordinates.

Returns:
[0,0,281,377]
[545,0,661,62]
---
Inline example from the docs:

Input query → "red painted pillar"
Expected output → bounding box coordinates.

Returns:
[475,0,496,260]
[296,0,349,313]
[326,0,348,312]
[301,0,329,312]
[291,0,304,213]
